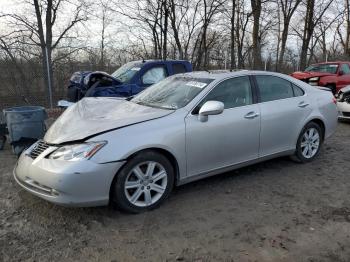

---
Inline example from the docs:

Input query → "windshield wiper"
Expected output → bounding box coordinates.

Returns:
[132,100,175,110]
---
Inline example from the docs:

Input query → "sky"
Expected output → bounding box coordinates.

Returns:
[0,0,344,65]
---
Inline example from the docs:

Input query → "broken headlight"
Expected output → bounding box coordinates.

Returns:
[308,77,319,86]
[49,141,107,161]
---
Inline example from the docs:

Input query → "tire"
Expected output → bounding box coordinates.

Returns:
[111,151,175,213]
[293,122,323,163]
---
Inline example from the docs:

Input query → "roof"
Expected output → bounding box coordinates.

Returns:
[133,59,190,64]
[177,70,290,80]
[310,61,349,65]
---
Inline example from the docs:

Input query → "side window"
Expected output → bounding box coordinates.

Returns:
[292,84,305,97]
[200,76,253,110]
[142,66,167,85]
[172,63,187,74]
[256,75,294,102]
[340,64,350,75]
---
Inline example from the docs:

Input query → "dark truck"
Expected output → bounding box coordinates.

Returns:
[66,60,193,102]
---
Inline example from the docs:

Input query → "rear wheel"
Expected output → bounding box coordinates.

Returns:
[293,122,323,163]
[112,151,174,213]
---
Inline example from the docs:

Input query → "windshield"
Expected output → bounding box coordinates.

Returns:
[131,76,214,110]
[111,61,142,83]
[305,64,338,74]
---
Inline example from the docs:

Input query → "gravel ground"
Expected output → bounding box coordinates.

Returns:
[1,122,350,262]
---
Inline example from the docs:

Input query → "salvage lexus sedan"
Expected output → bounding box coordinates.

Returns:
[14,71,338,213]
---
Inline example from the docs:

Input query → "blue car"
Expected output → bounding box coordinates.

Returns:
[67,60,192,102]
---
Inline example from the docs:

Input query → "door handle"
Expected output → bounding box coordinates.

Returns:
[298,101,309,108]
[244,111,260,119]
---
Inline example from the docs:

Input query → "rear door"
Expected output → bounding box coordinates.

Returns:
[254,75,312,156]
[185,76,260,177]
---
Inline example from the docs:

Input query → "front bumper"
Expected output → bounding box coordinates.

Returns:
[337,101,350,120]
[14,151,125,207]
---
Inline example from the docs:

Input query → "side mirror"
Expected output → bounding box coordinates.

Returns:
[339,70,344,76]
[198,101,224,122]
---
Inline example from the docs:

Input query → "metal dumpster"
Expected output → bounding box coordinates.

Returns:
[3,106,47,155]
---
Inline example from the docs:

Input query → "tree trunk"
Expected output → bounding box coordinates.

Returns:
[278,21,289,71]
[34,0,53,107]
[251,0,262,70]
[230,0,236,70]
[169,0,184,59]
[299,0,315,70]
[162,0,169,60]
[345,0,350,57]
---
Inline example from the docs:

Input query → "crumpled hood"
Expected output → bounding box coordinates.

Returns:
[291,71,335,80]
[45,97,173,144]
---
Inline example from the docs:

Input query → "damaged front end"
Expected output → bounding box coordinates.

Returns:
[67,71,124,102]
[336,86,350,119]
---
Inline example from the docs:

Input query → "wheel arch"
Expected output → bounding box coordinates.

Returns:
[127,148,180,184]
[307,118,326,141]
[109,147,180,202]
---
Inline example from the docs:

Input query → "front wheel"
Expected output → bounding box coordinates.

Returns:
[293,122,323,163]
[112,151,174,213]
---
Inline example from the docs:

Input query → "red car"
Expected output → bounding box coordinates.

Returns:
[291,61,350,94]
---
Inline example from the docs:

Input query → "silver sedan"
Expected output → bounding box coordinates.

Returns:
[14,71,338,213]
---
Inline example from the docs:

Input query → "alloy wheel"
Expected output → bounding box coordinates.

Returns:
[300,127,320,159]
[124,161,168,207]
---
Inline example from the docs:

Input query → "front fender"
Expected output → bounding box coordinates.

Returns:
[86,111,187,178]
[319,76,336,86]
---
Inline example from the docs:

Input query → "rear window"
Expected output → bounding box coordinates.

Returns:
[172,63,187,74]
[292,84,304,97]
[256,75,294,102]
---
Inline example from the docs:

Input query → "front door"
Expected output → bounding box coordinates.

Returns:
[185,76,261,177]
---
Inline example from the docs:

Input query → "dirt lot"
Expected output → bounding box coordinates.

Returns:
[1,122,350,262]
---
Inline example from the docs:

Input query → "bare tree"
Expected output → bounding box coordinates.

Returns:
[235,0,252,68]
[1,0,88,106]
[99,0,113,69]
[337,0,350,58]
[250,0,262,69]
[277,0,302,70]
[299,0,334,70]
[230,0,237,69]
[193,0,226,69]
[114,0,170,59]
[169,0,203,60]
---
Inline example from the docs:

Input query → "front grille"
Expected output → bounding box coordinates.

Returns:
[343,112,350,117]
[28,140,50,159]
